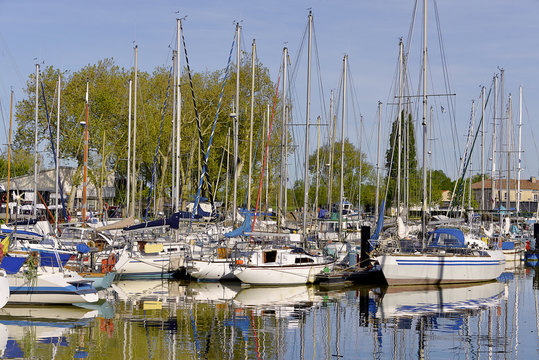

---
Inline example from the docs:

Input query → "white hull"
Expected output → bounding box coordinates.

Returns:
[234,262,333,285]
[503,248,525,262]
[376,250,506,285]
[186,258,236,281]
[7,272,98,304]
[115,254,179,278]
[0,273,9,309]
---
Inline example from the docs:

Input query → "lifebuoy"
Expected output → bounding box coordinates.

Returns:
[103,203,109,211]
[87,240,96,248]
[1,193,6,203]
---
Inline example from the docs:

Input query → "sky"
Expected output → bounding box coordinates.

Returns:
[1,0,538,186]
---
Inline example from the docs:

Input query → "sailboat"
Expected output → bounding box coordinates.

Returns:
[375,0,505,285]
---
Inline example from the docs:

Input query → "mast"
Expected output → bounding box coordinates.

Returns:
[338,55,347,242]
[429,105,433,213]
[82,82,89,223]
[33,64,39,217]
[421,0,428,243]
[127,80,132,217]
[506,93,512,211]
[175,19,181,212]
[233,23,240,223]
[481,86,485,215]
[517,85,522,215]
[7,90,13,223]
[396,39,404,221]
[303,10,313,246]
[358,115,363,215]
[491,75,498,211]
[131,45,138,218]
[249,39,255,212]
[279,46,288,228]
[225,128,230,216]
[55,76,61,229]
[314,116,321,215]
[265,104,270,214]
[171,51,176,213]
[469,101,475,210]
[375,101,382,218]
[328,91,335,213]
[498,70,504,232]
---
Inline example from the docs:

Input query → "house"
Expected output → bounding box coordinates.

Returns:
[471,176,539,212]
[0,166,116,216]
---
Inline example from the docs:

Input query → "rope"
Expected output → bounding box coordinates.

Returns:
[181,25,217,217]
[189,27,236,220]
[250,74,281,239]
[40,82,68,222]
[144,65,173,220]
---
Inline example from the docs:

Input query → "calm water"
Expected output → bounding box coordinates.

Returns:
[0,263,538,359]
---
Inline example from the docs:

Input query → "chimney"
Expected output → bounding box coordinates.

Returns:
[531,177,537,184]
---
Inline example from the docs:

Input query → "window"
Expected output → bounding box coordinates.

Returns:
[295,257,314,264]
[534,194,538,202]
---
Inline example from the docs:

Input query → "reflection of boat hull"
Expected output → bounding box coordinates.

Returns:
[233,285,315,307]
[234,262,332,285]
[376,250,505,285]
[7,272,98,304]
[503,249,525,262]
[186,259,236,281]
[376,281,504,318]
[188,282,240,302]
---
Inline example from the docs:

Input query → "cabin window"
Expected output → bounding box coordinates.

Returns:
[295,257,314,264]
[263,250,277,263]
[167,248,177,252]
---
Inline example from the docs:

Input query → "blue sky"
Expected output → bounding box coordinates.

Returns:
[1,0,538,186]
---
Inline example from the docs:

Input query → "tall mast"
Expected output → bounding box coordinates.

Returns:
[33,64,39,217]
[82,82,89,223]
[358,115,363,214]
[248,39,256,212]
[396,39,404,221]
[375,101,382,218]
[171,51,177,213]
[429,106,433,212]
[127,80,132,217]
[233,23,240,223]
[7,90,13,224]
[421,0,428,243]
[506,94,512,211]
[338,55,347,241]
[491,75,498,211]
[279,46,288,229]
[328,90,335,213]
[265,104,270,214]
[517,86,522,215]
[498,70,504,232]
[283,85,289,218]
[131,45,138,218]
[314,116,321,214]
[469,101,475,210]
[302,10,313,246]
[481,86,485,215]
[55,76,61,229]
[175,19,182,212]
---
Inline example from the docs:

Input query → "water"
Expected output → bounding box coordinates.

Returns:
[1,263,538,359]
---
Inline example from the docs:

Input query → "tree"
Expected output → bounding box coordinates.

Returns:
[307,139,374,210]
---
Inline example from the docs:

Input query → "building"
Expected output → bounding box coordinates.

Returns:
[471,177,539,212]
[0,166,116,216]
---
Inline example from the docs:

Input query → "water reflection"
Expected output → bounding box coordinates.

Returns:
[0,264,535,358]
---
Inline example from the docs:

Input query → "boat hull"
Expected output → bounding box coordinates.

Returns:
[186,259,237,281]
[376,250,506,286]
[0,274,9,309]
[115,255,176,279]
[234,262,333,285]
[7,273,98,304]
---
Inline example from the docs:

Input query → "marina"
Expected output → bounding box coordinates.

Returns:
[0,263,533,358]
[0,0,539,358]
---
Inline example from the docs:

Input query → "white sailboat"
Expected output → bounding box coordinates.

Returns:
[375,0,505,286]
[232,246,335,285]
